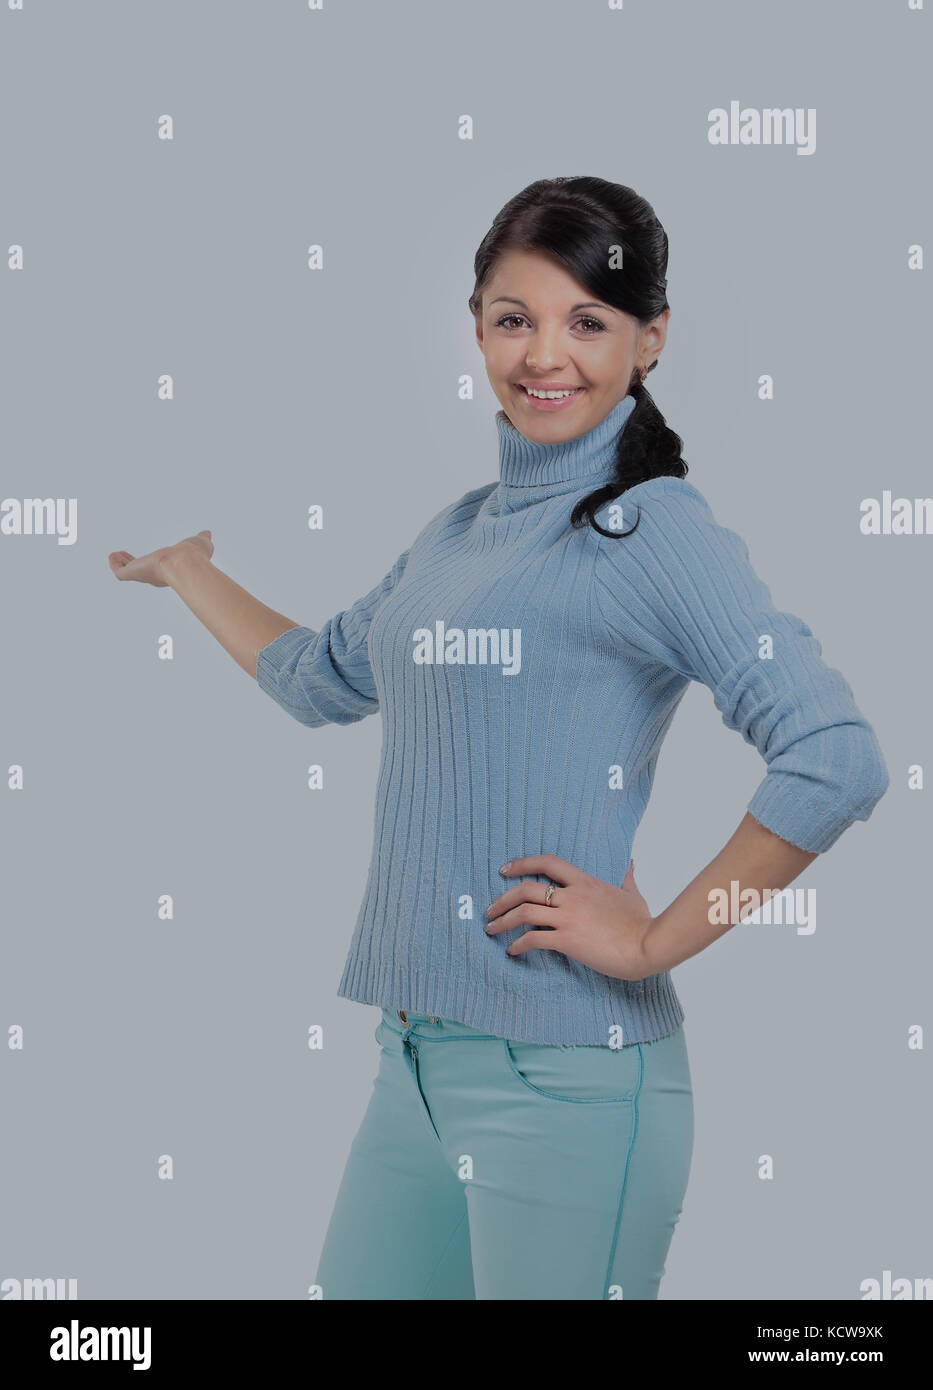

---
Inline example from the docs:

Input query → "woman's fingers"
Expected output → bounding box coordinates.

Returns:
[110,553,143,578]
[108,533,213,586]
[486,879,557,921]
[485,902,565,935]
[107,546,169,586]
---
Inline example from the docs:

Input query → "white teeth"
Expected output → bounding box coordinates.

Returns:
[525,387,579,399]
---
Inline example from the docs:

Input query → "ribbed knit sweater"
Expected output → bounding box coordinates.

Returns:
[255,392,889,1044]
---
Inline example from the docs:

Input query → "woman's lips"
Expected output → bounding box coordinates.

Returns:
[514,384,586,412]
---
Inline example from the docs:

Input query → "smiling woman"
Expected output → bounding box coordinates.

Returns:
[468,176,687,538]
[478,254,657,434]
[115,175,889,1302]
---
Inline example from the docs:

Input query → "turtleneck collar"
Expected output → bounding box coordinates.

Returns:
[495,391,637,489]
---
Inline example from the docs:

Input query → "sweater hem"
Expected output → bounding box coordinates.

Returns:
[337,950,685,1047]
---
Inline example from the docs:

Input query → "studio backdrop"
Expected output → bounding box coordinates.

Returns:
[1,0,929,1301]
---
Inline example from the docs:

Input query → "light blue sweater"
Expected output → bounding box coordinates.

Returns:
[256,392,889,1044]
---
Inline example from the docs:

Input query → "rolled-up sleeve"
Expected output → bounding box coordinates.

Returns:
[593,478,889,854]
[255,547,411,727]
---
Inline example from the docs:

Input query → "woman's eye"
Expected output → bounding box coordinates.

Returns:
[494,314,606,334]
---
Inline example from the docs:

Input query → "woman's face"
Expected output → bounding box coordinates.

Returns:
[474,247,668,442]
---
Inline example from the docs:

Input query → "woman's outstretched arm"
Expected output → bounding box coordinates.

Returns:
[158,539,298,678]
[109,529,412,727]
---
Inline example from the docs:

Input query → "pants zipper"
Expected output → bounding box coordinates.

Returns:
[406,1040,441,1143]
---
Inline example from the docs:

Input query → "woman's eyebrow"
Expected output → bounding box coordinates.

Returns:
[489,296,617,314]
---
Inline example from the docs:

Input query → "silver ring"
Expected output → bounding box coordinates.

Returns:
[544,884,555,906]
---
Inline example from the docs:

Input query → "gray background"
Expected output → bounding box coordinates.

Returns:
[1,0,928,1300]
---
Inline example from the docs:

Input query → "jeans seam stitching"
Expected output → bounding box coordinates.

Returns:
[602,1042,645,1298]
[420,1209,471,1300]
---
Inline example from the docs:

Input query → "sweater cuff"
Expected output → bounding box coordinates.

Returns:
[746,754,889,855]
[255,624,315,698]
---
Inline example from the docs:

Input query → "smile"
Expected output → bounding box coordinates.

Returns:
[514,384,586,412]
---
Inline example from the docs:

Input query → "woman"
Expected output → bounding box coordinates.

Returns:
[108,176,889,1300]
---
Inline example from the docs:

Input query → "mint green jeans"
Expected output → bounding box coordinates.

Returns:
[314,1008,694,1300]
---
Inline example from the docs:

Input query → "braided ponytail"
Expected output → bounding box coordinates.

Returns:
[569,370,687,539]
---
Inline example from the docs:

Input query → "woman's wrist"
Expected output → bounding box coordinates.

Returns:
[159,540,212,588]
[637,912,680,978]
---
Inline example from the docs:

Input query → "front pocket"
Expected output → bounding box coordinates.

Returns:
[502,1037,643,1104]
